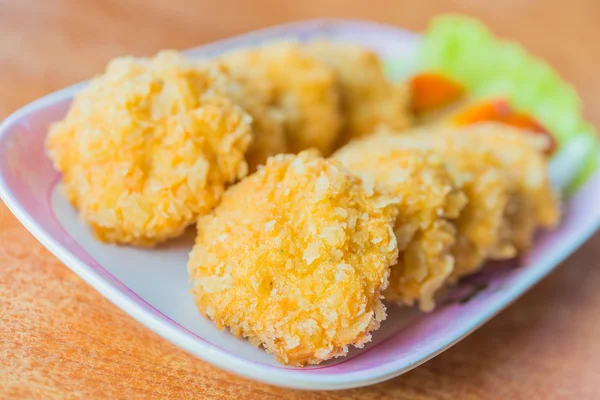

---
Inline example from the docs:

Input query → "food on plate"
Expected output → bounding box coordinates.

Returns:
[339,131,510,278]
[221,42,342,157]
[411,14,598,190]
[409,72,465,115]
[450,99,556,155]
[219,49,287,171]
[373,123,560,278]
[333,144,466,310]
[305,40,412,144]
[44,14,587,367]
[442,124,560,252]
[46,51,252,246]
[242,106,287,172]
[187,151,399,366]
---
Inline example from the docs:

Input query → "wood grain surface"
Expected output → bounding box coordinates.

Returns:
[1,0,599,398]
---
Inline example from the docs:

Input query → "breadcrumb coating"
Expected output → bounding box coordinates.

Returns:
[376,122,559,278]
[350,131,511,278]
[243,107,287,172]
[423,123,560,251]
[187,151,399,366]
[219,52,287,171]
[333,144,466,310]
[305,40,412,144]
[46,51,252,246]
[221,42,342,156]
[445,148,513,278]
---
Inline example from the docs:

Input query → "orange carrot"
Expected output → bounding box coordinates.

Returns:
[451,99,557,155]
[410,72,465,114]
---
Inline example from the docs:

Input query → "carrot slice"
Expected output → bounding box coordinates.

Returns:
[451,99,512,125]
[451,99,557,155]
[410,72,465,114]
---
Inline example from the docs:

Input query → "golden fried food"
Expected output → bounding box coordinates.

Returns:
[242,107,287,172]
[221,42,342,156]
[187,151,399,366]
[429,123,560,251]
[347,131,512,279]
[443,148,513,278]
[305,40,412,144]
[218,52,287,171]
[46,51,252,246]
[375,122,559,278]
[333,144,466,310]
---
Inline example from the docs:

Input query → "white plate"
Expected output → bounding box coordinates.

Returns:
[1,19,599,390]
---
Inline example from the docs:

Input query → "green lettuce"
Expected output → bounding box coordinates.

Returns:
[417,14,598,192]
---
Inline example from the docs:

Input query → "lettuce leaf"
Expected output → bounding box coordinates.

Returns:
[418,14,598,192]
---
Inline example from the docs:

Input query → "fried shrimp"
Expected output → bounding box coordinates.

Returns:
[219,52,287,171]
[46,51,252,246]
[333,144,466,310]
[221,42,342,156]
[242,107,287,172]
[305,40,412,144]
[344,131,511,278]
[375,122,559,278]
[422,123,560,251]
[187,151,399,366]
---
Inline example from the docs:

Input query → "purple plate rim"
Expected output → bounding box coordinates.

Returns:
[0,19,599,390]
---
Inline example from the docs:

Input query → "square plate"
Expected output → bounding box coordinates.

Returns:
[1,19,599,390]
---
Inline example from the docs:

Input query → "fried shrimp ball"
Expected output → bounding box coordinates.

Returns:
[219,53,287,171]
[333,144,466,310]
[353,132,512,279]
[187,151,399,366]
[304,40,412,144]
[243,107,287,172]
[46,51,252,246]
[376,122,559,278]
[443,150,512,278]
[221,42,342,156]
[422,123,560,252]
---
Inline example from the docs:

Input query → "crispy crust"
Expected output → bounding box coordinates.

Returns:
[355,131,512,278]
[305,40,412,145]
[221,42,342,157]
[333,144,466,310]
[187,151,398,366]
[46,51,252,246]
[430,123,560,251]
[219,50,287,171]
[374,122,560,278]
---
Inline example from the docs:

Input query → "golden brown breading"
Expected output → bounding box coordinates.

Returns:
[345,131,512,279]
[447,149,514,278]
[221,42,342,156]
[218,53,287,171]
[375,122,559,278]
[46,51,252,246]
[242,107,287,172]
[426,123,560,251]
[333,145,466,310]
[187,151,399,366]
[304,40,412,144]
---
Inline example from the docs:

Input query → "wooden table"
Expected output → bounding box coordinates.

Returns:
[1,0,599,398]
